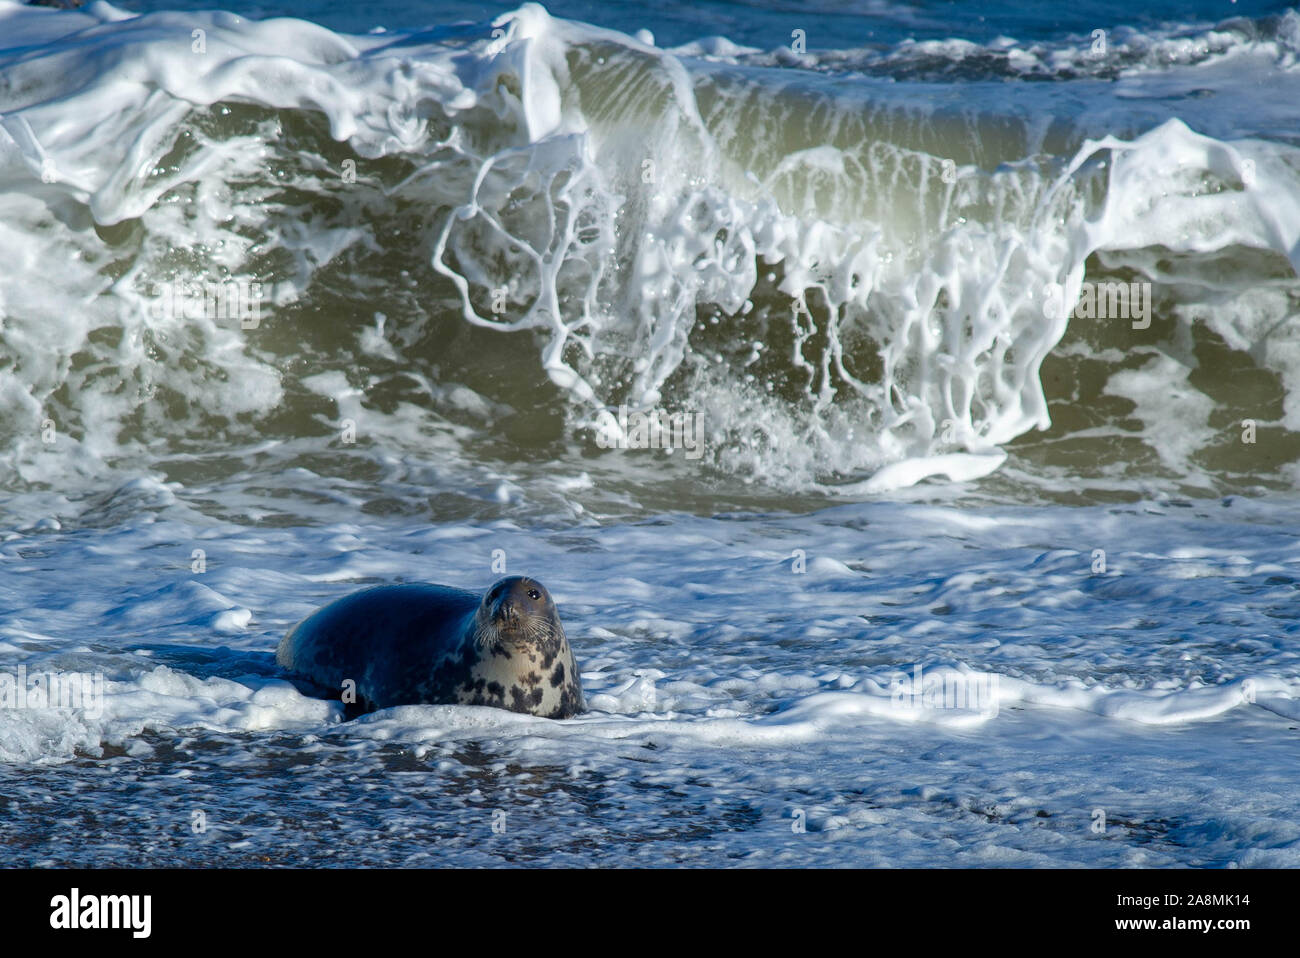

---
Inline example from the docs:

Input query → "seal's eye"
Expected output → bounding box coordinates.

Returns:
[527,589,541,601]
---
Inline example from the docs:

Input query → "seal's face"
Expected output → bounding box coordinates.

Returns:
[466,575,584,718]
[474,576,559,653]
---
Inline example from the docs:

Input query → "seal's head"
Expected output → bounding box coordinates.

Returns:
[474,576,561,653]
[469,575,585,718]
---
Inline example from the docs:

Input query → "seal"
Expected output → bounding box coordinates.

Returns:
[277,576,585,719]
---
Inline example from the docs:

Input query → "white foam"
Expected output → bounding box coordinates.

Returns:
[1,2,1296,494]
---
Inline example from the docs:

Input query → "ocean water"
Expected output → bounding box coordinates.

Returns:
[1,0,1298,867]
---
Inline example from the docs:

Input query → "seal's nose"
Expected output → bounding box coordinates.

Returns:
[498,597,519,622]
